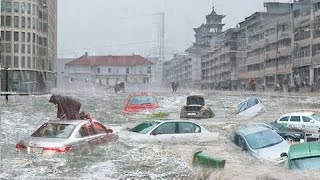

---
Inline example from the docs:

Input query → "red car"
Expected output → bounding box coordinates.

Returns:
[123,92,160,113]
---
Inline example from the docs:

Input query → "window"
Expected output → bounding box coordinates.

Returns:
[21,32,25,42]
[147,66,151,74]
[21,16,25,28]
[27,17,31,28]
[5,56,11,68]
[79,123,96,137]
[126,67,129,74]
[93,122,106,134]
[234,133,247,149]
[21,56,26,68]
[5,43,11,53]
[279,116,289,122]
[290,116,301,122]
[302,116,312,122]
[97,68,100,73]
[14,44,19,53]
[14,56,19,68]
[5,31,11,41]
[21,44,25,53]
[5,1,11,12]
[13,2,19,13]
[108,68,111,73]
[26,57,30,68]
[1,15,4,26]
[152,122,176,135]
[21,3,25,13]
[32,4,35,15]
[178,122,200,133]
[13,16,19,27]
[27,3,31,14]
[27,32,31,42]
[1,1,4,12]
[27,45,31,54]
[5,16,11,27]
[14,32,19,41]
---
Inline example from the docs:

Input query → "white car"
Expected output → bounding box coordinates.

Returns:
[275,112,320,132]
[120,120,219,144]
[233,126,290,163]
[235,96,264,119]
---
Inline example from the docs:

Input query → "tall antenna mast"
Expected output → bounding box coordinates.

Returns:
[159,12,165,61]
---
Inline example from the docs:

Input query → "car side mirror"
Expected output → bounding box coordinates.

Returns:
[310,120,315,123]
[106,129,113,133]
[151,131,157,136]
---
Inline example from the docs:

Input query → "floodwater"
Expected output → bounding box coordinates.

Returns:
[1,89,320,179]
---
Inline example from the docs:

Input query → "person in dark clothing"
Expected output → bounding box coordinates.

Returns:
[49,95,81,120]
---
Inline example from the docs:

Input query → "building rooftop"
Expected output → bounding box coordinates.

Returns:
[66,54,153,67]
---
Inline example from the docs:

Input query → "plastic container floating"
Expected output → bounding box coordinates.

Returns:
[192,151,225,169]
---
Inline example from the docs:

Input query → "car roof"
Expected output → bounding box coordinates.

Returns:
[46,119,95,125]
[289,142,320,160]
[237,126,270,136]
[143,119,201,124]
[282,112,315,117]
[129,92,154,96]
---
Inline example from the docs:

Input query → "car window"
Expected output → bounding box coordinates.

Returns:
[302,116,312,122]
[311,114,320,121]
[79,123,96,137]
[129,96,157,105]
[177,122,201,133]
[31,123,76,139]
[245,129,283,150]
[152,122,176,135]
[279,116,289,122]
[290,116,301,122]
[234,133,246,149]
[93,122,107,134]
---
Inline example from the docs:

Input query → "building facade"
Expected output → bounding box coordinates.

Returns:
[65,54,153,89]
[0,0,57,93]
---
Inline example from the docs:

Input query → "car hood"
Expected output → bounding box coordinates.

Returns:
[19,137,73,148]
[252,140,290,163]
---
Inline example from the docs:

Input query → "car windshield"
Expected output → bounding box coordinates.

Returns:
[31,123,76,139]
[290,156,320,170]
[269,122,283,130]
[129,121,160,134]
[311,114,320,121]
[245,129,283,150]
[129,96,157,105]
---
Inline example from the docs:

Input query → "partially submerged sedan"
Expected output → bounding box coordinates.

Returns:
[16,119,118,155]
[180,95,214,119]
[121,120,218,144]
[123,92,160,113]
[232,126,290,163]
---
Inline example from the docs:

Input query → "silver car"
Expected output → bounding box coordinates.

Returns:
[232,126,290,163]
[16,119,118,155]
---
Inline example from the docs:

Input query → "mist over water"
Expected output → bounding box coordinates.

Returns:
[1,89,320,179]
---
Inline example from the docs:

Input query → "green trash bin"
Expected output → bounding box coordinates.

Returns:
[192,151,225,169]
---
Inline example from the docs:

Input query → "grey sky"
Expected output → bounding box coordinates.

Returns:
[58,0,290,59]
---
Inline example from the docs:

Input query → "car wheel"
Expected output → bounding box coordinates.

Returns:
[285,137,294,143]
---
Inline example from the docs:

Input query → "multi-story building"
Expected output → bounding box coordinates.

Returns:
[65,53,153,89]
[0,0,57,93]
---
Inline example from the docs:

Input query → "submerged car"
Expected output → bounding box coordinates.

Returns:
[232,126,289,163]
[180,95,214,119]
[287,142,320,170]
[250,122,305,142]
[123,92,160,113]
[121,120,218,144]
[16,119,118,155]
[235,96,264,118]
[275,112,320,132]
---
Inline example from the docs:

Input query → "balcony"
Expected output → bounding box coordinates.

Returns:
[247,55,264,65]
[293,56,312,67]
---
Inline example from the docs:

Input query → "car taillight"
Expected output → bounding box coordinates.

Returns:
[43,146,72,153]
[16,143,27,150]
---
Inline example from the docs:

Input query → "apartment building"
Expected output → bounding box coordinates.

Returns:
[0,0,57,93]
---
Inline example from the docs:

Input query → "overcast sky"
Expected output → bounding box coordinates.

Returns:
[58,0,291,59]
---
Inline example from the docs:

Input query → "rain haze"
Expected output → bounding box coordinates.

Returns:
[58,0,290,58]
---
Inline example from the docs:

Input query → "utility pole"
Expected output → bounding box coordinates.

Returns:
[159,12,165,61]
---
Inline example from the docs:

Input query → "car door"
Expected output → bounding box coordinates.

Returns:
[175,122,202,143]
[79,123,100,151]
[288,116,302,129]
[149,122,177,143]
[302,116,319,132]
[277,116,290,127]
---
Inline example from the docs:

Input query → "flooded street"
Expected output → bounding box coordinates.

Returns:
[1,89,320,179]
